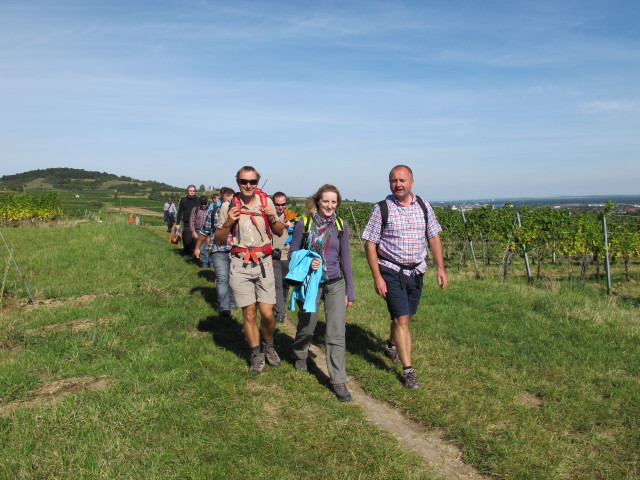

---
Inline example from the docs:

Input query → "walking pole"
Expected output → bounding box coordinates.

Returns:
[0,231,35,304]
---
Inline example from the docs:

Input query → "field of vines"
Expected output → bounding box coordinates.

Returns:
[2,190,639,292]
[336,202,640,289]
[0,192,63,225]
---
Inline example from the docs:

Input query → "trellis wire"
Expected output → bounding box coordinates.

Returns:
[0,231,34,304]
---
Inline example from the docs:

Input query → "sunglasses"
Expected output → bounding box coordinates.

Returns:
[274,202,286,207]
[238,179,258,185]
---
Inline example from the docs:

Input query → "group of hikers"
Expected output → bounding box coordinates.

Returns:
[163,165,447,402]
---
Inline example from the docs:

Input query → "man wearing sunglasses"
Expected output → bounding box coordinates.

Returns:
[215,166,285,375]
[271,191,297,324]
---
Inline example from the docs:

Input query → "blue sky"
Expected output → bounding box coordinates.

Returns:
[1,0,638,202]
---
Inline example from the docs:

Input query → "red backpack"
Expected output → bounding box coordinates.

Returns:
[229,189,274,265]
[229,188,272,241]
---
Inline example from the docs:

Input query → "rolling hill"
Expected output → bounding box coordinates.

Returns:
[0,168,182,194]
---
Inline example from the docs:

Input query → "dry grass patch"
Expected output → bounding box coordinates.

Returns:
[24,316,123,335]
[0,376,113,417]
[513,392,544,408]
[21,294,102,311]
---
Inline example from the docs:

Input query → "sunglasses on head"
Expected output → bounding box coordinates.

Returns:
[274,202,286,207]
[238,179,258,185]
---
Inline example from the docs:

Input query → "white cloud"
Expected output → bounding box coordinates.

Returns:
[582,100,637,113]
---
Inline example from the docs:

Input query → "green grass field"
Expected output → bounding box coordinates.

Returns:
[1,218,639,479]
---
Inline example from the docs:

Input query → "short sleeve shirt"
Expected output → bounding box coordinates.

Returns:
[271,212,292,254]
[362,193,442,275]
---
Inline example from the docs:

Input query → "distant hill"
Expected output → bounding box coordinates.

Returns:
[0,168,182,194]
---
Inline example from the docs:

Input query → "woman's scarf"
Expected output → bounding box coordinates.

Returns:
[308,212,337,280]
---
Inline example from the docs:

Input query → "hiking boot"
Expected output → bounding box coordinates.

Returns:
[249,352,265,375]
[332,383,352,402]
[275,315,285,323]
[294,359,308,372]
[262,342,281,367]
[402,368,420,390]
[384,343,401,364]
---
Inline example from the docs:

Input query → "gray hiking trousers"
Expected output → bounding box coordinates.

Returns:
[293,277,347,384]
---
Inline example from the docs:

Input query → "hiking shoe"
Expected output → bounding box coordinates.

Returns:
[332,383,352,402]
[275,315,285,323]
[262,342,281,367]
[249,352,265,375]
[402,368,420,390]
[294,359,308,372]
[384,343,401,364]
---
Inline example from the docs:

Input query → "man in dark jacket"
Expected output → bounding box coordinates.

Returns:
[176,185,199,257]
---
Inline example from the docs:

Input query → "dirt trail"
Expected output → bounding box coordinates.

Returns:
[105,207,163,217]
[282,319,487,480]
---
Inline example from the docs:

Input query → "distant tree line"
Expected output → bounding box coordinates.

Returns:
[0,168,180,193]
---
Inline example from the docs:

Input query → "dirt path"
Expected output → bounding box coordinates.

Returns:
[105,207,164,217]
[281,319,487,480]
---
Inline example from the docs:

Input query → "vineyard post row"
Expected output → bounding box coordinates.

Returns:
[335,202,640,293]
[2,192,639,292]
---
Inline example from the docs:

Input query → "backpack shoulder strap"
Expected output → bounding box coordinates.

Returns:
[377,200,389,235]
[230,192,273,240]
[301,215,312,250]
[256,190,272,239]
[415,195,430,235]
[335,217,344,243]
[415,195,428,214]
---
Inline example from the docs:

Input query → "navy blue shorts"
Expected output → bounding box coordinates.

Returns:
[380,264,424,319]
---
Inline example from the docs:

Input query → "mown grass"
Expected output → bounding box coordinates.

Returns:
[1,220,639,479]
[0,221,435,480]
[347,256,639,479]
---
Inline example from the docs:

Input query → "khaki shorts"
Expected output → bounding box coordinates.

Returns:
[229,255,276,308]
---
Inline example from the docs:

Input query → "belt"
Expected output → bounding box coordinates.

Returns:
[231,245,273,265]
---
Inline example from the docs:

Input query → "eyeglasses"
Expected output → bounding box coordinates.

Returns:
[238,179,258,185]
[274,202,286,207]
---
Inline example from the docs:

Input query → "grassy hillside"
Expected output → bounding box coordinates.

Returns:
[0,167,181,194]
[1,219,638,479]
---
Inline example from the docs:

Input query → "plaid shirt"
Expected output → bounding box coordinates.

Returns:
[203,207,232,253]
[189,205,209,234]
[362,194,442,275]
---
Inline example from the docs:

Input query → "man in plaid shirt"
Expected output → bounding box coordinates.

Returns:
[202,187,236,316]
[362,165,448,390]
